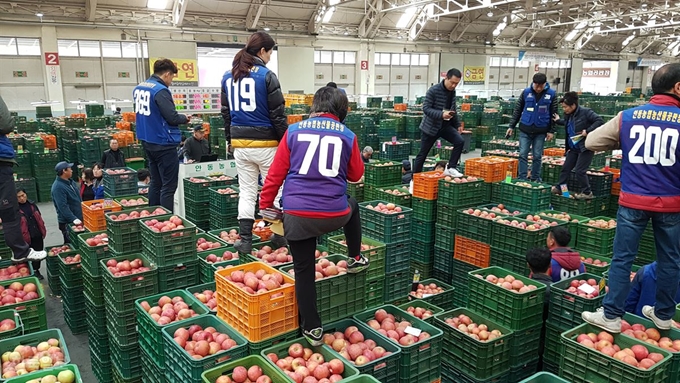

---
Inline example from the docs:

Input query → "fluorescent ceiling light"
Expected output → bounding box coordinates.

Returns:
[622,34,636,46]
[329,0,341,5]
[668,41,680,51]
[264,27,270,31]
[565,29,580,41]
[147,0,168,10]
[575,21,587,29]
[396,7,417,29]
[322,7,335,23]
[35,13,43,17]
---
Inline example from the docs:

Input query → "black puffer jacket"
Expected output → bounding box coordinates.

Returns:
[555,106,604,152]
[419,81,459,136]
[220,57,287,147]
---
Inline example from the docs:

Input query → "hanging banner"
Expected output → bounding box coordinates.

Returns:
[463,66,485,85]
[637,58,663,67]
[149,58,198,86]
[518,50,557,62]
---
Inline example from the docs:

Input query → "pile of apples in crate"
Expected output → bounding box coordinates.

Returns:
[335,240,376,253]
[286,258,347,280]
[108,207,167,221]
[83,233,107,246]
[442,175,479,183]
[205,251,239,263]
[104,258,152,276]
[170,324,239,359]
[117,198,147,207]
[472,273,538,294]
[192,289,217,311]
[0,281,40,306]
[215,230,244,245]
[364,309,432,346]
[214,187,238,196]
[105,169,134,175]
[442,314,504,342]
[380,188,408,196]
[142,216,188,233]
[575,331,663,369]
[213,365,274,383]
[48,246,72,256]
[540,212,581,223]
[61,254,81,265]
[321,326,390,367]
[251,246,291,266]
[138,295,200,325]
[197,238,224,252]
[207,175,234,182]
[496,217,553,231]
[402,306,435,320]
[563,278,607,298]
[365,203,404,214]
[1,338,66,378]
[585,219,617,229]
[621,320,680,351]
[409,282,445,299]
[225,269,289,295]
[0,264,31,281]
[266,343,345,381]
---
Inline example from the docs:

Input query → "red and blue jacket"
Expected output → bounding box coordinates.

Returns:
[626,262,680,316]
[550,247,586,282]
[260,114,364,218]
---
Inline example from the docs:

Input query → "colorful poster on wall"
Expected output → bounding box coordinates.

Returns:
[149,58,199,86]
[463,66,485,85]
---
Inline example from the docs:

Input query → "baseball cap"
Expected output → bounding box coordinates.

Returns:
[402,160,411,171]
[55,161,74,173]
[192,125,205,132]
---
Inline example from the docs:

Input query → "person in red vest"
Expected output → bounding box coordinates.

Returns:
[17,189,47,279]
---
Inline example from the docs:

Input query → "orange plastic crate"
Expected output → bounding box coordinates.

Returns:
[412,171,446,200]
[82,199,122,232]
[544,148,565,157]
[70,113,86,119]
[453,235,490,268]
[461,104,472,112]
[122,112,136,122]
[253,220,273,241]
[215,262,298,342]
[40,134,57,149]
[287,115,303,125]
[394,103,408,111]
[605,168,621,196]
[464,157,518,183]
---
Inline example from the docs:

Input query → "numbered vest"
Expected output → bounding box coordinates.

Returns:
[283,118,356,214]
[133,76,181,146]
[221,66,272,128]
[620,106,680,198]
[520,86,555,129]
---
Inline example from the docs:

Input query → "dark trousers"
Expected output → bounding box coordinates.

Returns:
[413,127,464,173]
[286,197,362,331]
[29,235,43,273]
[0,165,30,259]
[58,223,70,245]
[556,149,594,194]
[144,145,179,211]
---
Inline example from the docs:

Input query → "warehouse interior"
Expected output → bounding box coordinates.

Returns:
[0,0,676,382]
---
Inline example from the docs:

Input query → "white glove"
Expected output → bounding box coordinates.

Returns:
[73,219,82,225]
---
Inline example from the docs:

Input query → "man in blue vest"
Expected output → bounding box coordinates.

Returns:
[133,59,189,211]
[582,63,680,332]
[507,73,557,181]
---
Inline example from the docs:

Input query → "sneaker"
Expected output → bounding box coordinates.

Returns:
[270,234,288,248]
[34,270,44,281]
[303,328,324,346]
[347,254,369,274]
[581,308,621,333]
[408,180,413,194]
[12,249,46,263]
[233,239,252,255]
[443,167,463,177]
[642,305,672,330]
[576,192,595,200]
[551,186,561,195]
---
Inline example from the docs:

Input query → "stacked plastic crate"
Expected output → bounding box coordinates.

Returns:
[208,183,240,231]
[58,248,86,334]
[102,167,138,198]
[409,171,446,280]
[46,245,74,297]
[31,149,60,202]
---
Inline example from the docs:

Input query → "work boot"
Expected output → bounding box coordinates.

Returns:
[270,233,288,248]
[234,219,255,255]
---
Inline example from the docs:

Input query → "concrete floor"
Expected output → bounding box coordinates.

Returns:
[30,148,484,382]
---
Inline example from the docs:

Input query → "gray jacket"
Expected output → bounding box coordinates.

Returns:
[555,106,604,152]
[419,81,459,136]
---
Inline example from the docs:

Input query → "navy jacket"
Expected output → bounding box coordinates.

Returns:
[555,106,604,152]
[0,96,15,162]
[510,83,558,135]
[626,262,680,316]
[134,75,188,148]
[419,81,459,137]
[51,177,83,224]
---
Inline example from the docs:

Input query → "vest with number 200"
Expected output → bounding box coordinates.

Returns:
[620,105,680,199]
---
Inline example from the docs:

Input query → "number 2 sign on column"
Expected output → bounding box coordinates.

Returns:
[45,52,59,66]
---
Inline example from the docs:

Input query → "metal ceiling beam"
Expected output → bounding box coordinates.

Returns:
[358,0,384,38]
[383,0,520,18]
[172,0,189,26]
[448,13,473,42]
[85,0,97,22]
[575,28,596,50]
[517,28,539,46]
[245,0,266,30]
[634,37,658,55]
[407,6,427,40]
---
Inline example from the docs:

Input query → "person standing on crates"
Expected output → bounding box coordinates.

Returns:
[551,92,604,199]
[50,162,83,246]
[581,63,680,333]
[0,95,47,263]
[220,31,288,253]
[133,59,190,211]
[506,73,558,182]
[413,68,465,182]
[259,86,369,346]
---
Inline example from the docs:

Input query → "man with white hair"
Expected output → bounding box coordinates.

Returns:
[361,146,373,163]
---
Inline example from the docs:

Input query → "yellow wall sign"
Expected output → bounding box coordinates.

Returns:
[463,66,485,85]
[149,58,198,85]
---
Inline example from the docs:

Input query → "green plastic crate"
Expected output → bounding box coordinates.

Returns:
[346,182,365,203]
[495,180,551,213]
[411,219,436,243]
[78,231,110,277]
[489,247,529,276]
[360,201,413,243]
[354,305,443,383]
[509,324,542,367]
[437,177,486,207]
[518,372,569,383]
[5,364,83,383]
[157,260,200,291]
[262,337,360,380]
[434,224,456,252]
[61,285,86,310]
[567,170,614,197]
[467,266,547,330]
[366,278,384,309]
[140,349,163,382]
[491,217,565,255]
[83,266,104,306]
[397,299,444,324]
[411,197,437,222]
[327,235,386,282]
[410,278,456,310]
[0,329,70,371]
[113,195,149,207]
[433,246,453,276]
[208,186,240,215]
[549,194,600,217]
[200,355,290,383]
[534,211,589,247]
[364,161,402,187]
[411,239,435,264]
[456,208,506,243]
[105,207,172,254]
[103,167,138,196]
[57,252,82,287]
[185,282,216,313]
[321,319,401,382]
[374,185,412,208]
[63,305,87,334]
[383,271,410,303]
[135,290,210,367]
[579,252,611,276]
[0,276,46,334]
[139,217,197,266]
[280,254,367,324]
[560,322,672,383]
[106,306,138,347]
[409,260,433,280]
[436,202,458,228]
[433,308,513,380]
[101,253,158,312]
[246,329,300,356]
[183,177,217,202]
[542,320,564,366]
[110,341,142,380]
[440,361,507,383]
[0,310,21,340]
[577,217,617,256]
[197,251,240,284]
[384,240,411,273]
